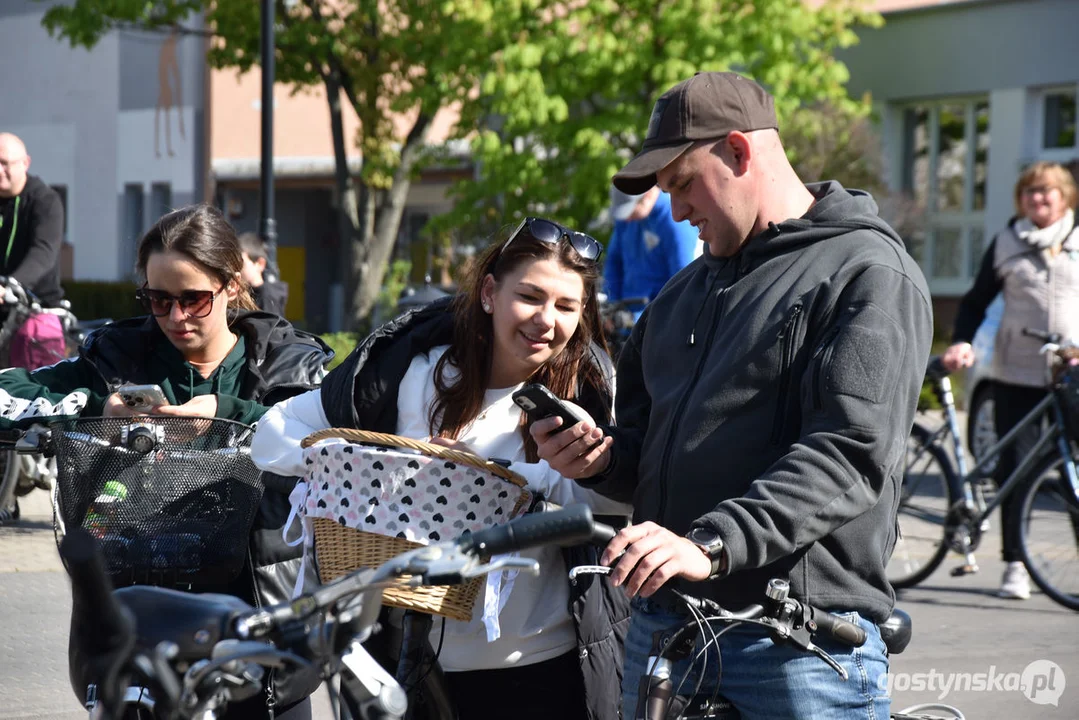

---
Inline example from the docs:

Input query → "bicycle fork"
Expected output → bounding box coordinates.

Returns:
[936,373,983,576]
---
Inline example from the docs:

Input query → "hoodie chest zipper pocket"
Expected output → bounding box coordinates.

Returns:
[771,305,803,445]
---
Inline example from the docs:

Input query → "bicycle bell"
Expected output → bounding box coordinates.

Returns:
[121,422,164,454]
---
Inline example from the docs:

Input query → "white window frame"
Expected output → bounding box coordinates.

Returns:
[897,96,989,297]
[1031,83,1078,161]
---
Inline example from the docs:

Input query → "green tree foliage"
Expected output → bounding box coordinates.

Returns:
[39,0,881,323]
[435,0,882,245]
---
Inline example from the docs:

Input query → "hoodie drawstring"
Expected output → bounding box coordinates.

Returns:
[688,263,726,347]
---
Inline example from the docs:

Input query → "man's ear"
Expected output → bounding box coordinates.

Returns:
[726,132,752,174]
[256,256,267,272]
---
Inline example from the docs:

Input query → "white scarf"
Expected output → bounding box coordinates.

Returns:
[1015,209,1075,250]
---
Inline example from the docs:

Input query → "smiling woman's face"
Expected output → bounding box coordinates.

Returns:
[481,256,585,388]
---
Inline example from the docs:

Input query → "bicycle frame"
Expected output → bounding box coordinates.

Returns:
[955,391,1078,528]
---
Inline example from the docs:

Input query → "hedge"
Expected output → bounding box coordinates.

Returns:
[63,280,142,323]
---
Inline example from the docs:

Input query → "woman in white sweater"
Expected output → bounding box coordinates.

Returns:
[251,217,631,720]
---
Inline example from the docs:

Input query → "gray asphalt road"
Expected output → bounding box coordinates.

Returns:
[1,484,1075,719]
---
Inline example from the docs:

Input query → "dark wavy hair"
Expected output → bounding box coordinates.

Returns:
[429,225,609,461]
[135,203,258,312]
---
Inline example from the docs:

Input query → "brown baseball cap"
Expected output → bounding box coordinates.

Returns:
[612,72,778,195]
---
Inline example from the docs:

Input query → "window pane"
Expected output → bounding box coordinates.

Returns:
[1044,92,1077,149]
[933,227,962,278]
[968,226,986,278]
[123,184,144,277]
[973,102,990,210]
[936,105,967,212]
[902,107,930,209]
[150,183,172,222]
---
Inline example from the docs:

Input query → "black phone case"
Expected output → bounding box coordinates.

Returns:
[511,383,586,428]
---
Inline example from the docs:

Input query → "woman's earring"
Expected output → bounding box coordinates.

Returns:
[482,301,491,313]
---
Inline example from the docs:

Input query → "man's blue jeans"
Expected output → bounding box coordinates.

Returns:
[621,597,891,719]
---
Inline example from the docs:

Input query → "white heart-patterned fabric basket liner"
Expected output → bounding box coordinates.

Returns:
[297,438,532,542]
[283,432,533,635]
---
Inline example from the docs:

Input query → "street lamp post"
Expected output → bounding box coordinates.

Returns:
[258,0,279,277]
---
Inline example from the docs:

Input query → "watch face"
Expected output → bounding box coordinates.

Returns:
[689,527,721,548]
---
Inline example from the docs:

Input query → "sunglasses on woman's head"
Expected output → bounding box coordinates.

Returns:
[137,286,222,318]
[501,217,603,262]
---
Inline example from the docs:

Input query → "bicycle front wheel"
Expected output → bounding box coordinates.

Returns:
[1019,450,1079,611]
[888,422,958,589]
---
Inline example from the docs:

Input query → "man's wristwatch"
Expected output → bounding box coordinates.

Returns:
[686,526,727,578]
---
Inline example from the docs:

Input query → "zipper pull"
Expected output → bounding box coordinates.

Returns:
[687,329,695,346]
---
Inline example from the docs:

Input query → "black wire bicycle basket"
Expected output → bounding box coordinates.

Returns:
[50,417,264,588]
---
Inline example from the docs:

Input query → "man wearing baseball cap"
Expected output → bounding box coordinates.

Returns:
[534,72,933,717]
[603,186,699,315]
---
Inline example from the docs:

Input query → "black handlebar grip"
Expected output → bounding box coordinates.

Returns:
[925,355,948,380]
[590,521,617,545]
[809,607,867,648]
[62,528,132,651]
[1021,328,1061,344]
[464,505,596,555]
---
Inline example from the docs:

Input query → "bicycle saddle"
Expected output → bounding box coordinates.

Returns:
[113,585,251,661]
[877,608,912,655]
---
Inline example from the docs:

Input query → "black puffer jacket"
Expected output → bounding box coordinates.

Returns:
[69,311,333,708]
[321,297,631,720]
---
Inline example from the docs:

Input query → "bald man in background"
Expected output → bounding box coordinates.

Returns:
[0,133,64,307]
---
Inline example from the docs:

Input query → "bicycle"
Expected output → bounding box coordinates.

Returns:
[59,503,608,719]
[566,564,961,720]
[888,329,1079,610]
[0,275,111,524]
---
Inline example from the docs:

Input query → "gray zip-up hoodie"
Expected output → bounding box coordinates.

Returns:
[584,182,933,622]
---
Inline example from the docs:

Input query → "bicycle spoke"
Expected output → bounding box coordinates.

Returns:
[888,424,956,588]
[1021,462,1079,610]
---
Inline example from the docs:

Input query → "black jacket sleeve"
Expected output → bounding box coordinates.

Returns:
[12,189,63,290]
[694,263,933,575]
[951,239,1002,344]
[574,309,651,503]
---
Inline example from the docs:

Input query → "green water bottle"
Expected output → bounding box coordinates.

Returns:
[85,480,128,539]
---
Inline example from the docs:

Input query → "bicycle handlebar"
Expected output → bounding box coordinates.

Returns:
[461,503,596,556]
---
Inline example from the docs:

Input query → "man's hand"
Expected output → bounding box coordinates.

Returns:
[941,341,976,372]
[601,521,711,598]
[530,400,613,479]
[103,392,165,418]
[154,395,219,419]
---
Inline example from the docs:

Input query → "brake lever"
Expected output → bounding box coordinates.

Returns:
[461,556,539,579]
[767,620,849,681]
[568,564,612,582]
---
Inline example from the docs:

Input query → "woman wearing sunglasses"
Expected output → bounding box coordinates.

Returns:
[0,203,333,719]
[252,217,631,720]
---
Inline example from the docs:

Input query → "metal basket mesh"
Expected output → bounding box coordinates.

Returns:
[51,417,264,587]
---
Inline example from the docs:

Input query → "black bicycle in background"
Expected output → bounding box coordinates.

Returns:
[889,330,1079,610]
[0,275,111,524]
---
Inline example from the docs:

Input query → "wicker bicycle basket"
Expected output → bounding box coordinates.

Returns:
[50,417,264,588]
[299,428,532,622]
